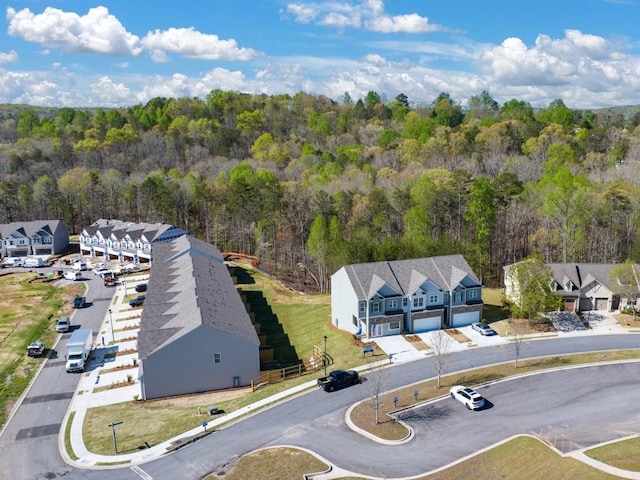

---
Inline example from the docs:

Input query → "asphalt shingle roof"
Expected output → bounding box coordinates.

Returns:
[343,254,480,300]
[137,236,259,359]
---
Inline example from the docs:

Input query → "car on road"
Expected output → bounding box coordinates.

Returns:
[471,322,496,336]
[135,283,147,292]
[317,370,360,392]
[72,295,86,308]
[129,295,145,307]
[450,385,485,410]
[55,316,71,333]
[93,267,110,277]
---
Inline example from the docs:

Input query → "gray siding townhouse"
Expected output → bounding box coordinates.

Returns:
[0,220,69,258]
[138,235,260,400]
[79,219,189,263]
[331,255,483,338]
[504,262,638,312]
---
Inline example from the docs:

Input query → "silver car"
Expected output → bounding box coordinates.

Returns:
[471,322,496,336]
[55,316,70,333]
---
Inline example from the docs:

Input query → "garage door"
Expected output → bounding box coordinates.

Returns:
[413,317,441,333]
[563,299,575,312]
[595,298,608,310]
[452,311,480,328]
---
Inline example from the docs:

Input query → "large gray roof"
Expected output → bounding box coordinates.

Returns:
[137,235,259,359]
[341,255,480,300]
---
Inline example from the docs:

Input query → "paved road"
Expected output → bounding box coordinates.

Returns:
[55,335,640,480]
[0,272,114,480]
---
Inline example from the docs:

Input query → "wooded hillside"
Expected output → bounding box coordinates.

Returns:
[1,90,639,289]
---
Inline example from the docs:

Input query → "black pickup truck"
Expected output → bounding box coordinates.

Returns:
[317,369,359,392]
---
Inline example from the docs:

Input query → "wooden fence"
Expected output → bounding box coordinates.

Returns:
[251,344,333,391]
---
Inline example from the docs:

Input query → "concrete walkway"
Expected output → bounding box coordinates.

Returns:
[63,298,640,480]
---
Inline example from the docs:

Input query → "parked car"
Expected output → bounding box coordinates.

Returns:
[26,340,45,357]
[135,283,147,292]
[72,295,86,308]
[450,385,485,410]
[55,316,71,333]
[471,322,496,336]
[129,295,145,307]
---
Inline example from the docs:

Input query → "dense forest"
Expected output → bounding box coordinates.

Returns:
[1,90,640,290]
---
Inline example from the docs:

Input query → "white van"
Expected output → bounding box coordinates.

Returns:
[72,260,87,271]
[24,257,45,268]
[64,270,82,281]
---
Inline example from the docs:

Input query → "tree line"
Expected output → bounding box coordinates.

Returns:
[0,90,639,290]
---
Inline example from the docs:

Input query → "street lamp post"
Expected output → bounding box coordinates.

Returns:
[108,308,115,342]
[108,420,123,454]
[323,335,328,376]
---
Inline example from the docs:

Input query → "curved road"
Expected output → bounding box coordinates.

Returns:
[1,271,639,479]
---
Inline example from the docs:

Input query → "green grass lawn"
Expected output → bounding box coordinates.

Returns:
[585,437,640,472]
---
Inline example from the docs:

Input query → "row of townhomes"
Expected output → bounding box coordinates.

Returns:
[138,235,260,400]
[0,220,69,258]
[331,255,484,338]
[504,262,640,313]
[79,219,190,264]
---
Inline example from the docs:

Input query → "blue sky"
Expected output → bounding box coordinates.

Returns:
[1,0,640,108]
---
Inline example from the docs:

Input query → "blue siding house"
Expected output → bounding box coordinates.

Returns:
[331,255,483,338]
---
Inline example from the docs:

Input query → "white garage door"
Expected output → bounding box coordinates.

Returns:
[595,298,608,310]
[413,317,441,333]
[452,311,479,328]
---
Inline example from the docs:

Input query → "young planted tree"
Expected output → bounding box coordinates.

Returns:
[428,329,454,388]
[609,260,640,321]
[361,364,389,425]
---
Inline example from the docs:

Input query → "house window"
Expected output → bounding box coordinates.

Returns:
[372,302,380,313]
[388,299,398,309]
[352,315,358,327]
[454,292,462,303]
[389,321,400,330]
[213,353,222,364]
[429,294,439,304]
[468,289,478,300]
[359,302,366,313]
[413,297,424,308]
[402,298,408,307]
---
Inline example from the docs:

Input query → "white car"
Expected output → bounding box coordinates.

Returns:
[93,267,110,277]
[450,385,485,410]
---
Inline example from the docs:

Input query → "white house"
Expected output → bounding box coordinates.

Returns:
[137,235,260,400]
[331,255,483,338]
[79,219,190,264]
[0,220,69,258]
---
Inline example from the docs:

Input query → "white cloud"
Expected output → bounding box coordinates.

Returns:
[90,76,131,105]
[0,50,18,64]
[366,13,434,34]
[6,6,143,56]
[287,0,437,34]
[141,28,259,63]
[480,29,632,89]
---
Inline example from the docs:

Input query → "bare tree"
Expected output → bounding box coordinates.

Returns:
[508,320,525,368]
[361,364,389,425]
[428,329,454,388]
